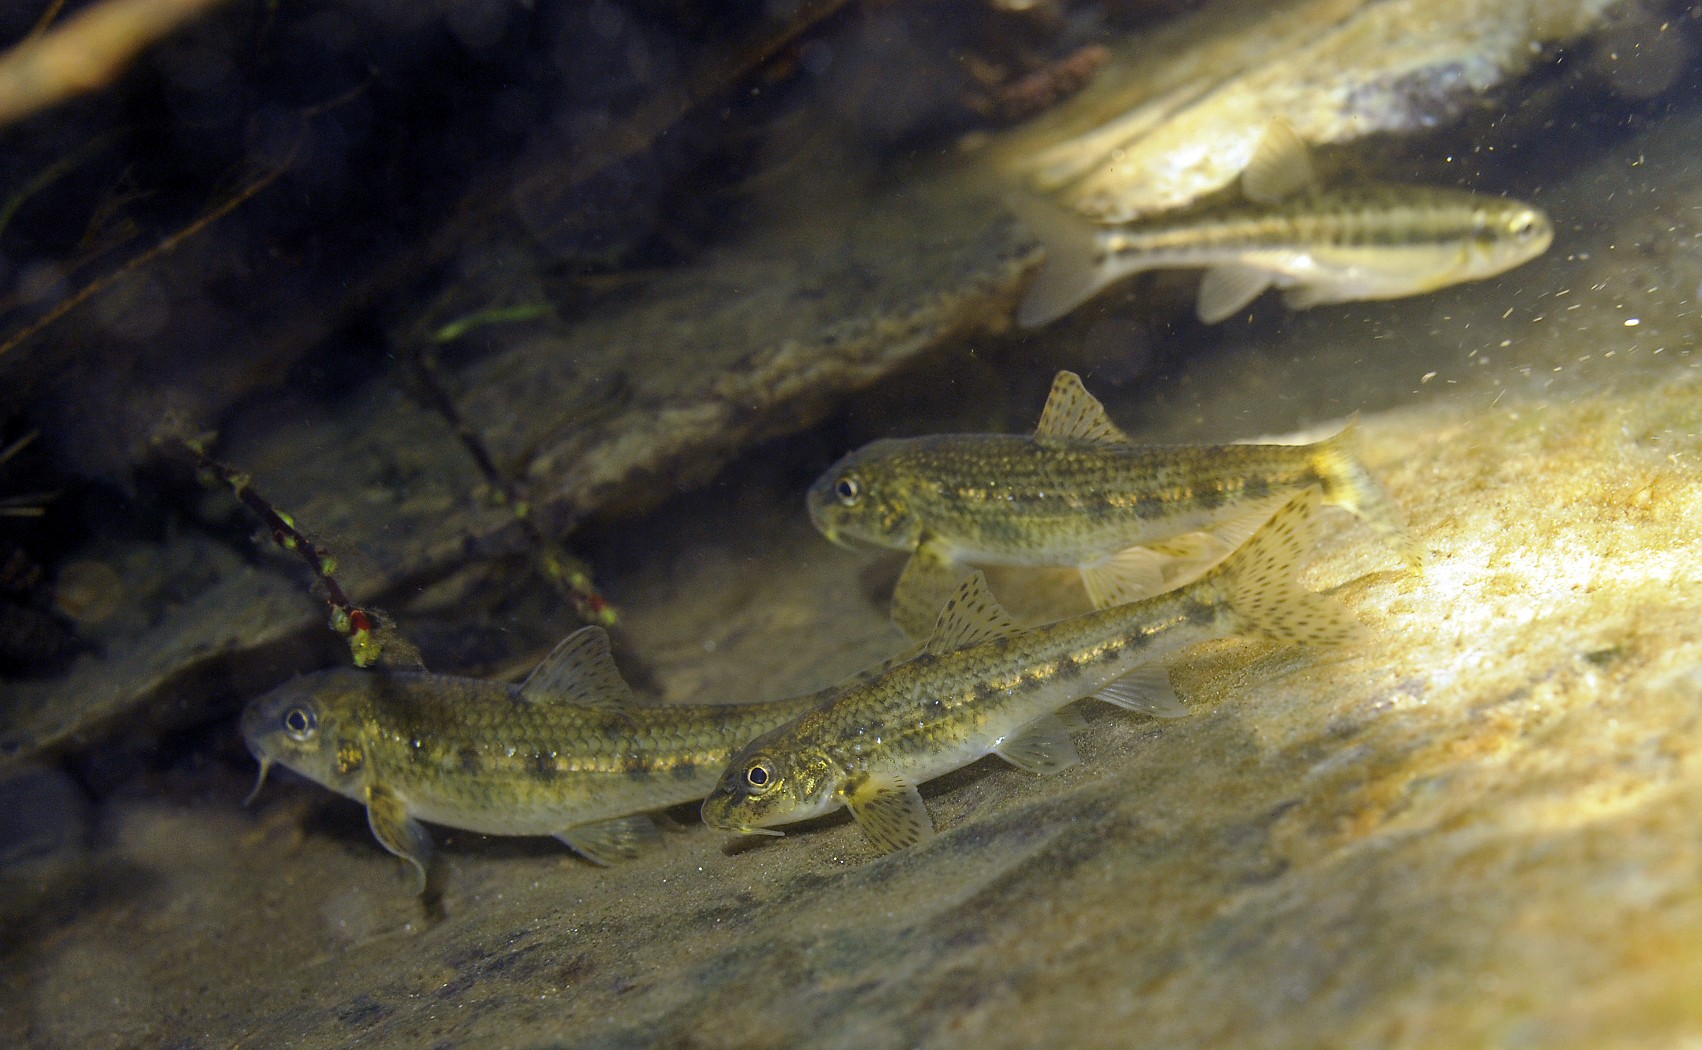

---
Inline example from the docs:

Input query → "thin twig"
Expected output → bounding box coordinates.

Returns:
[159,432,424,670]
[410,341,620,630]
[0,141,297,364]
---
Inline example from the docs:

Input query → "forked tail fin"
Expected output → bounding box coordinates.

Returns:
[1009,194,1114,328]
[1210,488,1369,648]
[1309,422,1423,570]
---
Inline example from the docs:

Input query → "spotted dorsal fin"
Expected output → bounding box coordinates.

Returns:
[1033,371,1131,448]
[1240,120,1317,205]
[925,572,1018,656]
[519,626,637,708]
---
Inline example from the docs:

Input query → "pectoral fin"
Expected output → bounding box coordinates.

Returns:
[1095,662,1188,719]
[844,773,933,853]
[892,541,974,643]
[555,814,661,866]
[994,714,1081,775]
[366,783,431,895]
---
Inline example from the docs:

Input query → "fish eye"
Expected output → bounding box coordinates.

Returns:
[743,758,775,793]
[834,476,861,507]
[282,705,317,742]
[1510,215,1538,240]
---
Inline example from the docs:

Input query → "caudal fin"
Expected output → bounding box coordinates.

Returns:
[1009,195,1114,327]
[1210,488,1368,648]
[1309,422,1423,570]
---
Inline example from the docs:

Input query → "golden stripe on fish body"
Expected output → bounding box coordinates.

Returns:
[1013,120,1552,327]
[809,369,1416,641]
[241,626,827,894]
[704,488,1365,853]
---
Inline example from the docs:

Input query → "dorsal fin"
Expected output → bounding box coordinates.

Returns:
[519,626,637,708]
[1240,120,1316,205]
[925,572,1018,655]
[1033,371,1130,448]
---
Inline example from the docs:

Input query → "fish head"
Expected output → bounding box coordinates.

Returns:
[240,670,370,800]
[701,733,840,837]
[1467,199,1553,278]
[806,440,926,552]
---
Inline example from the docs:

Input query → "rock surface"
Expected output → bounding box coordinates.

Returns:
[994,0,1627,220]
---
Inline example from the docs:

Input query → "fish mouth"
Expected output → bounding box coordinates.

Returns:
[702,799,786,837]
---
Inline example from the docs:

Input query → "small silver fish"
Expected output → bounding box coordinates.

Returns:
[1015,121,1553,326]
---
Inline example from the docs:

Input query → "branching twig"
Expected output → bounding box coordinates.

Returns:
[412,336,619,630]
[0,141,297,365]
[158,431,423,670]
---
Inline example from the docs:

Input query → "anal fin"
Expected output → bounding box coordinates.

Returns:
[366,783,432,895]
[1197,264,1274,324]
[556,814,661,866]
[1096,662,1187,719]
[1080,544,1167,609]
[994,714,1081,775]
[845,773,933,853]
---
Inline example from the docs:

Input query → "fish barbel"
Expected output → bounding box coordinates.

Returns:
[809,369,1414,640]
[242,627,825,893]
[1014,120,1552,326]
[704,488,1363,852]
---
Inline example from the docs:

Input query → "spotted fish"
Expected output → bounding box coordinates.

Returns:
[809,369,1414,640]
[242,628,825,892]
[704,488,1363,852]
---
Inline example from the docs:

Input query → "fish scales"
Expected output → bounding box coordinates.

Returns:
[799,589,1219,780]
[856,433,1326,564]
[356,677,808,834]
[242,625,827,891]
[1104,186,1525,260]
[705,489,1367,851]
[810,369,1414,640]
[1014,121,1552,327]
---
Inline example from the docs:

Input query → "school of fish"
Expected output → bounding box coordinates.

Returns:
[238,120,1505,889]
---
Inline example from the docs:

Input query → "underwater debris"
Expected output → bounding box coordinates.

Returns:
[157,431,421,671]
[411,336,619,631]
[0,142,297,367]
[963,44,1111,125]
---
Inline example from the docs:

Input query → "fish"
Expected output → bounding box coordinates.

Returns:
[1014,120,1553,327]
[241,627,827,893]
[808,368,1415,641]
[702,488,1363,852]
